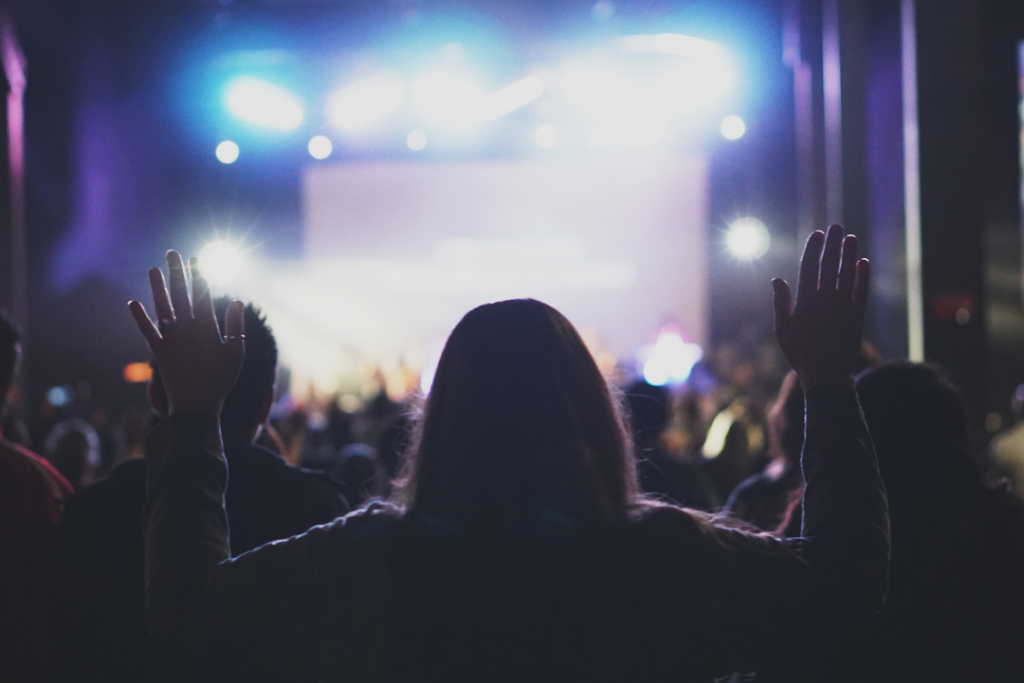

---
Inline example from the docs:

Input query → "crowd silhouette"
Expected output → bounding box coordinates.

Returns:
[2,224,1023,682]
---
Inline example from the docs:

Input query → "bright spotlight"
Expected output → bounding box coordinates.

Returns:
[215,140,240,164]
[225,77,304,131]
[411,73,485,126]
[720,115,746,140]
[328,76,406,130]
[535,123,560,148]
[308,135,333,159]
[407,130,427,151]
[642,332,703,386]
[725,217,771,260]
[479,76,546,121]
[198,240,243,285]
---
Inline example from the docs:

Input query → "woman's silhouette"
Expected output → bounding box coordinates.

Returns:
[129,225,888,683]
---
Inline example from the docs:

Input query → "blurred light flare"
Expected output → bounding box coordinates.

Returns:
[225,76,304,131]
[328,76,406,130]
[123,362,153,383]
[720,115,746,140]
[199,240,244,284]
[725,217,770,260]
[407,130,427,150]
[216,140,240,164]
[47,385,71,407]
[642,331,703,386]
[308,135,333,159]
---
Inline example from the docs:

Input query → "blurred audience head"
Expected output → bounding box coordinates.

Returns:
[150,298,277,445]
[856,362,978,510]
[624,380,670,449]
[0,309,21,414]
[331,442,382,508]
[397,298,636,524]
[44,418,101,490]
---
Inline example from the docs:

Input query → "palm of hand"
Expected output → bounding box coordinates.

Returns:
[773,226,869,390]
[129,251,245,416]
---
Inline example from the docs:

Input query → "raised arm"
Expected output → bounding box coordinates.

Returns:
[130,252,344,679]
[640,226,889,674]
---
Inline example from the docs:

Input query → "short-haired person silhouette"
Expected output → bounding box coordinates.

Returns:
[129,227,889,683]
[761,362,1024,682]
[0,310,73,683]
[44,298,348,683]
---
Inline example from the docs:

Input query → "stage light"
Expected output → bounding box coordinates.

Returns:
[199,240,243,284]
[725,217,770,260]
[642,331,703,386]
[215,140,240,164]
[225,76,304,131]
[479,76,545,121]
[535,123,559,148]
[411,72,485,126]
[407,130,427,151]
[308,135,333,159]
[328,76,406,130]
[720,115,746,140]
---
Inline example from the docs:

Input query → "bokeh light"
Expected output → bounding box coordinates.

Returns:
[720,115,746,140]
[225,76,304,131]
[215,140,240,164]
[725,217,770,260]
[308,135,333,160]
[328,76,406,130]
[407,130,428,151]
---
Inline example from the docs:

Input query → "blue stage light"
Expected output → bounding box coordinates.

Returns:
[225,76,304,131]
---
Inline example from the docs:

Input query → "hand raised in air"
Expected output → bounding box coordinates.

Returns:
[128,250,245,417]
[772,224,870,390]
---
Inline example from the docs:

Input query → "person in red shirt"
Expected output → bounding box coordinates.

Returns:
[0,311,73,683]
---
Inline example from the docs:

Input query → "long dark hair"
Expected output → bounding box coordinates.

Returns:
[394,299,638,525]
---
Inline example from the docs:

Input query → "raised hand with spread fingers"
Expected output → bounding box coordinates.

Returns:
[128,250,245,417]
[772,224,870,391]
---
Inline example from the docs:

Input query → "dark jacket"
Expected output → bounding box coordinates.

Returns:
[142,387,890,683]
[43,443,348,683]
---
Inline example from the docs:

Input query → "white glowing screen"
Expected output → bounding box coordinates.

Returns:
[238,157,708,393]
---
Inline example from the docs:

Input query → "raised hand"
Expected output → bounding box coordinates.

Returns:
[129,251,245,416]
[772,225,870,390]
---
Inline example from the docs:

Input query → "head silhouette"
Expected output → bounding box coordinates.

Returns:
[399,299,636,525]
[150,297,277,445]
[856,362,978,509]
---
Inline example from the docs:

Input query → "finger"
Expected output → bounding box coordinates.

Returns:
[852,259,871,310]
[166,250,193,320]
[818,224,845,290]
[837,234,859,298]
[797,230,826,303]
[772,278,793,341]
[128,300,162,352]
[148,268,174,324]
[189,258,218,334]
